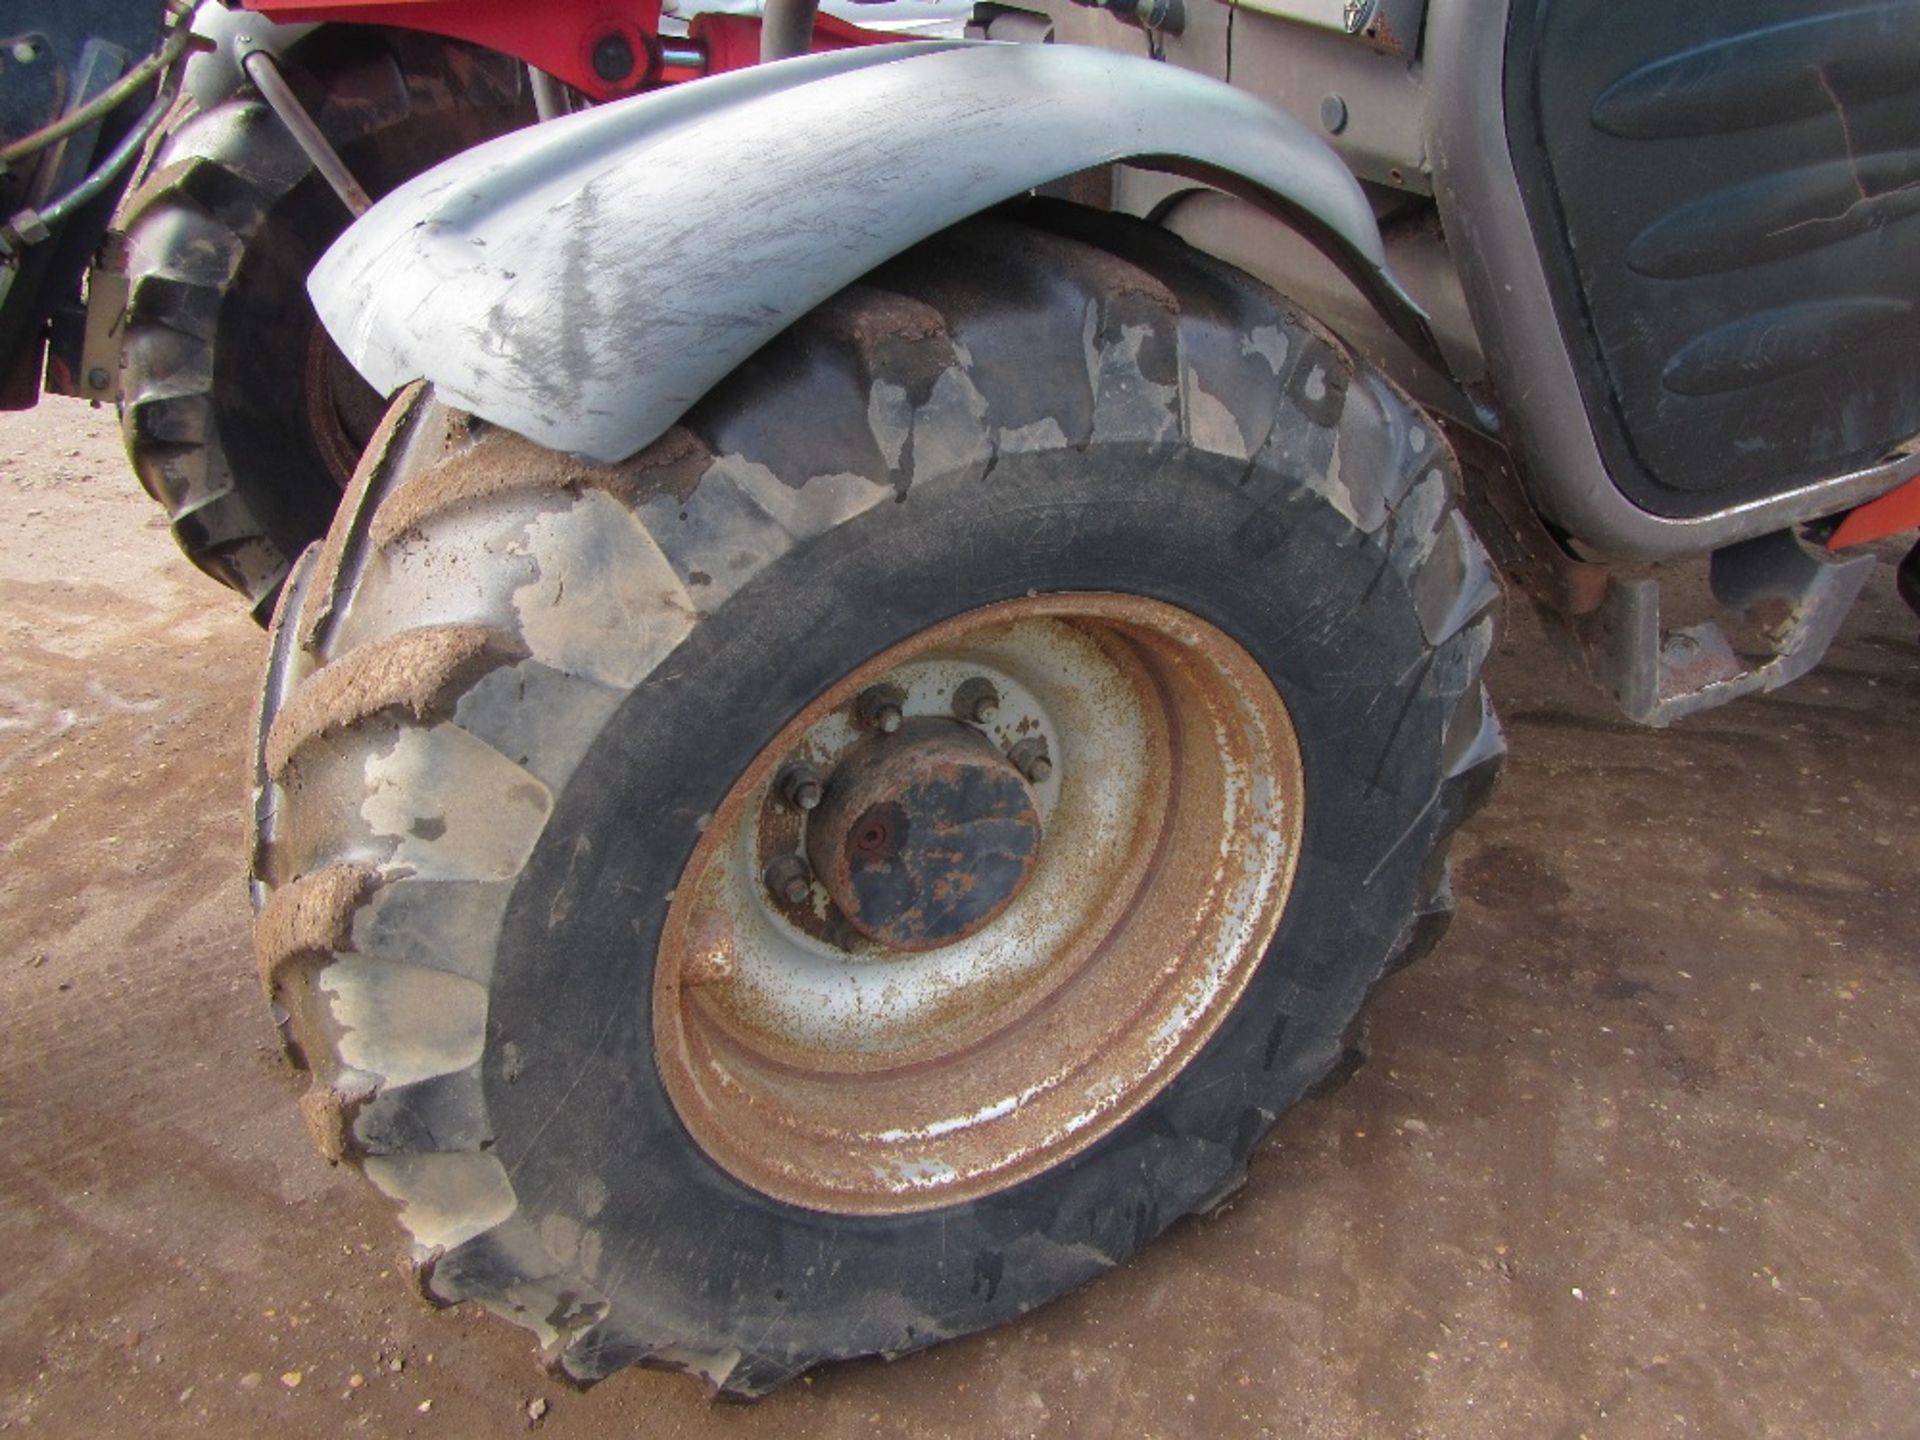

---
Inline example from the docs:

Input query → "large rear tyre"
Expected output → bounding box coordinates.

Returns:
[118,29,528,621]
[251,203,1503,1396]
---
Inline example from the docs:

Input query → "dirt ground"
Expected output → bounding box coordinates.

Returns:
[0,393,1915,1439]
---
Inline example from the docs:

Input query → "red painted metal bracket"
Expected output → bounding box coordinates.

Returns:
[243,0,901,98]
[1829,468,1920,550]
[688,10,898,74]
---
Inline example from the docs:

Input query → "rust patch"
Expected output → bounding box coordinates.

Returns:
[369,424,714,551]
[805,720,1042,952]
[653,594,1306,1215]
[1363,12,1407,54]
[264,625,529,778]
[1447,421,1610,617]
[256,864,380,998]
[299,382,433,655]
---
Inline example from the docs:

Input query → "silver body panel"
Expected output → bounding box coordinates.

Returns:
[1421,0,1907,561]
[1039,0,1429,193]
[1225,7,1430,192]
[1105,0,1906,560]
[309,41,1418,464]
[664,0,976,34]
[1236,0,1431,59]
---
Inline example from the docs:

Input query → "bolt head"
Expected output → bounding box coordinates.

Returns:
[856,685,908,734]
[1007,737,1052,785]
[953,677,1002,726]
[778,763,824,812]
[591,31,637,83]
[764,855,812,905]
[86,367,111,392]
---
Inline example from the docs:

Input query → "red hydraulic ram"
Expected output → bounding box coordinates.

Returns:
[239,0,904,99]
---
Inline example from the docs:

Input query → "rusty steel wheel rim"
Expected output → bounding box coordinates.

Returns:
[653,593,1307,1214]
[304,323,387,491]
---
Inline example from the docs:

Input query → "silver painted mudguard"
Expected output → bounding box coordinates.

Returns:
[310,41,1441,464]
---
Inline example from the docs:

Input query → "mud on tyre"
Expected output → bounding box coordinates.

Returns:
[251,201,1504,1396]
[118,28,529,620]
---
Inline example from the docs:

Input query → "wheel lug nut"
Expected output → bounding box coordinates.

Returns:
[952,677,1001,725]
[777,762,824,811]
[856,685,906,734]
[764,854,813,905]
[1008,737,1052,784]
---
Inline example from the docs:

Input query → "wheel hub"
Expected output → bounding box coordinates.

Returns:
[806,718,1042,951]
[654,595,1307,1214]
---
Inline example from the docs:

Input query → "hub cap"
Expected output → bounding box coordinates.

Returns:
[654,594,1306,1214]
[807,719,1043,951]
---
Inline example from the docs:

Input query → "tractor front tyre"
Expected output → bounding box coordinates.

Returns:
[251,202,1504,1396]
[118,29,529,621]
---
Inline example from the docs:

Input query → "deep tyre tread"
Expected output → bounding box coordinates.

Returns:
[252,202,1504,1396]
[119,30,529,619]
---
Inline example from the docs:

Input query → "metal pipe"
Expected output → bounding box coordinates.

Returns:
[659,39,708,73]
[0,22,194,168]
[30,65,182,232]
[5,48,187,249]
[528,67,570,122]
[238,46,371,216]
[760,0,821,63]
